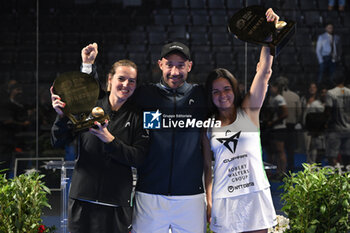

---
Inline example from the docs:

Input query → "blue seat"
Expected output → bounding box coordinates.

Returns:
[207,0,225,9]
[245,0,261,6]
[211,33,230,46]
[153,14,171,26]
[189,32,210,46]
[303,10,323,27]
[148,31,167,45]
[226,0,243,10]
[173,14,190,25]
[300,0,317,10]
[191,14,209,26]
[214,52,235,66]
[171,0,188,8]
[211,15,227,26]
[190,0,206,9]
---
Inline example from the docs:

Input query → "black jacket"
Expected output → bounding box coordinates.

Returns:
[84,64,208,195]
[131,80,208,195]
[51,94,149,206]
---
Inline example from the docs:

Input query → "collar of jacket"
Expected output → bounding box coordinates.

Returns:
[101,92,130,118]
[157,77,191,95]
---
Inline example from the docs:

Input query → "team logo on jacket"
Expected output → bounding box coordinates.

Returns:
[143,110,162,129]
[216,131,241,153]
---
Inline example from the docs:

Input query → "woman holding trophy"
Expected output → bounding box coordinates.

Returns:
[50,53,149,233]
[203,8,280,233]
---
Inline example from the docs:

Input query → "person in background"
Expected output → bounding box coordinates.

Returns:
[324,71,350,167]
[277,76,302,171]
[264,80,288,179]
[203,8,278,233]
[51,59,149,233]
[328,0,346,11]
[316,22,341,86]
[0,81,30,177]
[301,82,326,164]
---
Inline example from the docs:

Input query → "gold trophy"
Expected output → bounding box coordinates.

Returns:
[53,71,109,132]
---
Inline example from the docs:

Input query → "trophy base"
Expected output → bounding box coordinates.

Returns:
[227,5,296,57]
[269,20,296,56]
[73,115,110,132]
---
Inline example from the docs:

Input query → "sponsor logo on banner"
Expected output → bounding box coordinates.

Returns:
[143,110,221,129]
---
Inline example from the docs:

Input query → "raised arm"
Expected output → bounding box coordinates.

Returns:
[80,43,105,97]
[242,8,279,126]
[81,42,98,75]
[82,42,98,65]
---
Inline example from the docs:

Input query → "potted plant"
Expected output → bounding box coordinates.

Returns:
[0,171,54,233]
[280,163,350,233]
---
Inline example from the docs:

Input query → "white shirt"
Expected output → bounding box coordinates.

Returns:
[316,32,341,63]
[268,94,287,129]
[325,86,350,131]
[208,109,270,199]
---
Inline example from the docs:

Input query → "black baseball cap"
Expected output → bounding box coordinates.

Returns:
[160,41,191,60]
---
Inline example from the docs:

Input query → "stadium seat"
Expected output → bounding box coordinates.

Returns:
[245,0,261,6]
[303,10,323,27]
[189,32,210,46]
[211,32,230,46]
[281,0,298,10]
[263,0,282,9]
[300,0,317,10]
[207,0,225,9]
[211,15,227,26]
[153,14,172,26]
[189,0,206,9]
[294,32,312,47]
[0,50,15,70]
[148,31,167,45]
[128,52,149,66]
[126,31,147,44]
[226,0,243,10]
[173,14,190,25]
[191,14,209,26]
[188,25,207,33]
[317,0,328,10]
[171,0,188,9]
[191,44,211,53]
[298,47,319,70]
[340,12,350,27]
[39,52,58,71]
[323,11,341,25]
[168,25,189,41]
[126,44,147,53]
[214,51,235,66]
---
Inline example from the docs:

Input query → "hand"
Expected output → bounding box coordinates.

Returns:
[50,86,65,117]
[81,43,98,64]
[89,120,115,143]
[265,8,280,24]
[207,202,212,224]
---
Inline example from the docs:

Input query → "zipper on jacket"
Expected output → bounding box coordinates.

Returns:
[168,91,177,195]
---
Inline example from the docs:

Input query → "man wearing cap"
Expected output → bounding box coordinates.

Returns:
[80,41,208,232]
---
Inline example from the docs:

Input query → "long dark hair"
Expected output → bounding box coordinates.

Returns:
[305,82,320,100]
[205,68,242,118]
